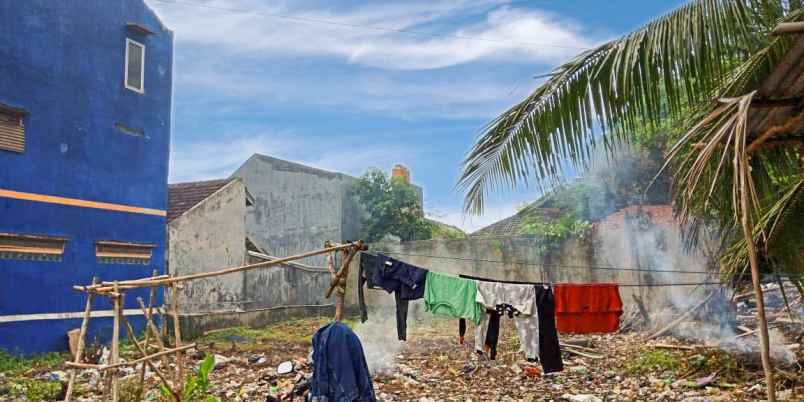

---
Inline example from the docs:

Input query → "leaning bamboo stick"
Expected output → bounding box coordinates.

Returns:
[136,271,158,399]
[64,277,97,402]
[81,243,356,292]
[170,283,185,393]
[646,292,715,341]
[137,297,169,371]
[121,316,180,402]
[63,344,196,371]
[110,283,121,402]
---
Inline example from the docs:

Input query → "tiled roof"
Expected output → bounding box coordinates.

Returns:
[471,206,563,237]
[167,178,234,222]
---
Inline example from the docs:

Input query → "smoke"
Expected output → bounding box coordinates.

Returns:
[353,308,402,375]
[581,144,796,366]
[598,209,796,366]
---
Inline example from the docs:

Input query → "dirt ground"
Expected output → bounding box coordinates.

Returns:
[101,316,804,401]
[4,312,802,401]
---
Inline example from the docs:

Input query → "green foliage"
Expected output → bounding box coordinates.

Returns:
[161,354,219,402]
[428,219,467,240]
[352,169,434,242]
[625,350,681,375]
[518,213,591,254]
[0,350,66,375]
[4,379,62,401]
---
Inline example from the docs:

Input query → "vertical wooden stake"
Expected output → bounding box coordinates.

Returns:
[122,315,180,402]
[136,269,158,399]
[111,283,122,402]
[170,283,185,393]
[64,277,98,402]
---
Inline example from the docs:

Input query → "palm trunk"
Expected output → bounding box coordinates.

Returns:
[740,170,776,402]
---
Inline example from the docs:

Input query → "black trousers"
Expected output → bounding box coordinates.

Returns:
[535,286,563,373]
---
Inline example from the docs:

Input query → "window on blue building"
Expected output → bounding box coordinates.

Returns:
[0,105,26,153]
[96,240,154,265]
[0,233,66,262]
[125,39,145,93]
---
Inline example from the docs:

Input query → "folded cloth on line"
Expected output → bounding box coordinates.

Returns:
[424,271,482,325]
[554,283,623,333]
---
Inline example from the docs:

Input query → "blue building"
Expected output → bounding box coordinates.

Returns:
[0,1,173,354]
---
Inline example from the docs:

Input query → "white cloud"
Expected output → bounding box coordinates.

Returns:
[148,0,596,70]
[169,130,415,182]
[427,199,530,233]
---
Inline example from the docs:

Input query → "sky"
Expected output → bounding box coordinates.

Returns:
[148,0,684,232]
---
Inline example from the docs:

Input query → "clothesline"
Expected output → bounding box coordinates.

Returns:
[373,250,714,275]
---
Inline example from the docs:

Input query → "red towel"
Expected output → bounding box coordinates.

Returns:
[554,283,623,333]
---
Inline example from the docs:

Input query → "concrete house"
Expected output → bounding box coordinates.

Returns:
[230,154,365,266]
[167,178,335,335]
[0,1,173,353]
[167,179,254,314]
[230,155,423,266]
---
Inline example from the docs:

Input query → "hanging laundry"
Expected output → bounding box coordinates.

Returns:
[424,271,482,324]
[357,253,427,341]
[474,308,502,360]
[534,285,563,373]
[475,281,539,360]
[463,275,563,373]
[554,283,623,333]
[310,322,377,402]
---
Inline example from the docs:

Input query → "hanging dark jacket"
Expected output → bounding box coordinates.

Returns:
[310,322,377,402]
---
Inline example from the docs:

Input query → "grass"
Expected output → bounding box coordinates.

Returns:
[625,350,682,375]
[197,317,357,345]
[1,350,69,401]
[0,350,66,375]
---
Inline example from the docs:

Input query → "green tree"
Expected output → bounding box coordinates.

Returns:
[457,2,804,399]
[352,169,434,242]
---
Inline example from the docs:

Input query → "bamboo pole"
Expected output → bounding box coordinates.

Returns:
[333,247,359,321]
[73,343,196,371]
[325,241,362,299]
[80,243,356,292]
[121,316,180,402]
[170,283,185,393]
[136,270,158,400]
[64,277,98,402]
[739,165,776,402]
[110,283,121,402]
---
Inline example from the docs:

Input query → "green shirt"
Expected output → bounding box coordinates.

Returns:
[424,271,482,324]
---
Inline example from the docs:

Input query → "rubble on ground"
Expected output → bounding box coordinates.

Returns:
[2,284,802,401]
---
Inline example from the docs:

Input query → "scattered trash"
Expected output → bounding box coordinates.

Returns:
[561,393,603,402]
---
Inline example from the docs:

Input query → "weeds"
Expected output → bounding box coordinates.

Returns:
[0,350,66,375]
[160,354,219,402]
[625,350,681,375]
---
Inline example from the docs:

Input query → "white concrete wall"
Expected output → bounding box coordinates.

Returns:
[168,180,248,314]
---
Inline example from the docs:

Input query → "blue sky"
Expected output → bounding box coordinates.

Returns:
[148,0,684,232]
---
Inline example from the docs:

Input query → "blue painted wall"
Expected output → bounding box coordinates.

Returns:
[0,0,173,354]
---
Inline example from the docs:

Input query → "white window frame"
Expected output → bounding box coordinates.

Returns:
[124,38,145,94]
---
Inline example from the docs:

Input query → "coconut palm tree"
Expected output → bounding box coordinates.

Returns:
[458,1,803,400]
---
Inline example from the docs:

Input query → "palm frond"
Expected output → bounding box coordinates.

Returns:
[459,0,779,214]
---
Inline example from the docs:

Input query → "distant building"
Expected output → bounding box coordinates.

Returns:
[167,177,337,336]
[230,154,422,266]
[167,179,254,314]
[0,0,173,354]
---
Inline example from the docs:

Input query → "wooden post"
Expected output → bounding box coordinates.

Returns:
[136,269,158,399]
[64,277,98,402]
[329,243,361,321]
[739,174,776,402]
[122,316,180,402]
[111,283,122,402]
[170,283,185,393]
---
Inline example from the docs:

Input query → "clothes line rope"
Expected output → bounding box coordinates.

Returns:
[373,250,715,275]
